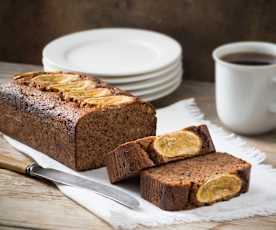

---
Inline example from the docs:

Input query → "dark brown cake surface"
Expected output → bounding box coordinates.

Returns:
[105,125,215,183]
[0,71,157,170]
[141,152,251,211]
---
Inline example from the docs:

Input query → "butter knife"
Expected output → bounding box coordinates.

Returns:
[0,149,139,209]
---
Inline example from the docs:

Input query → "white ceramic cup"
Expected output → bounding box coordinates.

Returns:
[213,42,276,135]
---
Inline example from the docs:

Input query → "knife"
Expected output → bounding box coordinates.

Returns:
[0,149,139,209]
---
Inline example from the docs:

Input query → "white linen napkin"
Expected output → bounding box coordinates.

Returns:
[5,98,276,229]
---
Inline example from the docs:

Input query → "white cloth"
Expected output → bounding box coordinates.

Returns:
[5,98,276,229]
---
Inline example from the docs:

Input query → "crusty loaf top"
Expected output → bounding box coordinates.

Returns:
[0,71,156,123]
[142,152,251,185]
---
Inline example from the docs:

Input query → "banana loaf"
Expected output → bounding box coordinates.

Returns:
[141,152,251,211]
[0,71,156,170]
[105,125,215,183]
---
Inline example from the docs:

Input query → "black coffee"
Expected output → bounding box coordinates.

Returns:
[221,52,276,66]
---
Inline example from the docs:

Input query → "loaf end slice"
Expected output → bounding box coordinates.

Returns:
[140,152,251,211]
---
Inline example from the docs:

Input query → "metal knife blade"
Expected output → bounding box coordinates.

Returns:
[27,163,140,209]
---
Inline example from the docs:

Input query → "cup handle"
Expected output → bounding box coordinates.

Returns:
[269,77,276,113]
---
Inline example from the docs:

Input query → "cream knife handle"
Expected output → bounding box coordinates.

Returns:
[0,150,35,174]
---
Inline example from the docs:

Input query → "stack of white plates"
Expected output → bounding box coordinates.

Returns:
[43,28,182,102]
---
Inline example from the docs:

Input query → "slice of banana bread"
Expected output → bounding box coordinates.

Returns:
[105,125,215,183]
[141,152,251,211]
[0,71,156,170]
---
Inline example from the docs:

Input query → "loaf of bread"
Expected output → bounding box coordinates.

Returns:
[141,152,251,211]
[0,71,156,170]
[105,125,215,183]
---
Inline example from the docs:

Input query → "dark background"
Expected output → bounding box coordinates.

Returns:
[1,0,276,81]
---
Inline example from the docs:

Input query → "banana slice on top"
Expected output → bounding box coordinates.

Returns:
[153,130,202,158]
[49,79,97,92]
[30,73,81,89]
[63,88,113,102]
[81,95,135,107]
[14,71,55,84]
[196,173,242,203]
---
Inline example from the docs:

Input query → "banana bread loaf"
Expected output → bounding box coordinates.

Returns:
[0,71,156,170]
[141,152,251,211]
[105,125,215,183]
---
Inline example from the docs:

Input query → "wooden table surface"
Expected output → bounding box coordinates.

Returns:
[0,61,276,230]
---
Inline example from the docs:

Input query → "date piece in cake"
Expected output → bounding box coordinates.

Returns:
[141,152,251,211]
[0,71,157,170]
[105,125,215,183]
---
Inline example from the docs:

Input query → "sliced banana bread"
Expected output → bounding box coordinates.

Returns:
[141,152,251,211]
[0,71,156,170]
[105,125,215,183]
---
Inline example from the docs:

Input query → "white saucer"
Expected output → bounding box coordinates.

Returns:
[118,66,182,91]
[43,58,182,101]
[43,28,182,76]
[140,77,182,102]
[130,69,182,96]
[43,56,181,84]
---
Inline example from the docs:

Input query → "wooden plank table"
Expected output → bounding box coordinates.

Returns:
[0,61,275,230]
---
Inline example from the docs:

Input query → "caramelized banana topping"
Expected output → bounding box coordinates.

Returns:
[196,174,242,203]
[49,79,97,92]
[14,71,54,84]
[153,130,202,158]
[14,71,48,80]
[81,95,135,107]
[63,88,112,102]
[13,72,136,107]
[30,73,81,89]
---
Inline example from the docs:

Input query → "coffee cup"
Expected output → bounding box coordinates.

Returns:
[213,41,276,135]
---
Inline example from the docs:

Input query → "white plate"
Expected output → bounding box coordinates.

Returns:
[43,28,182,76]
[140,77,182,102]
[117,66,182,91]
[43,56,182,84]
[43,57,181,102]
[43,57,182,92]
[130,69,182,96]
